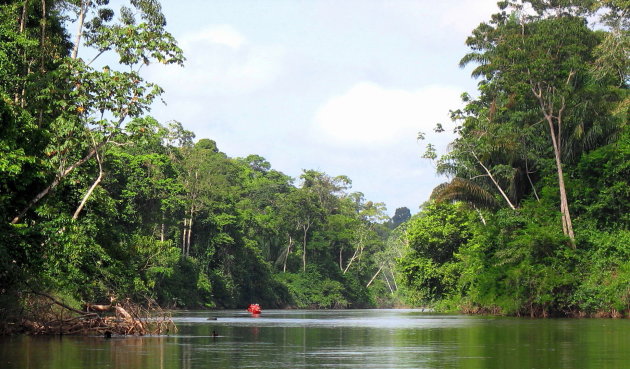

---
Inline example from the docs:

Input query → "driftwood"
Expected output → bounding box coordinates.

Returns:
[21,292,176,336]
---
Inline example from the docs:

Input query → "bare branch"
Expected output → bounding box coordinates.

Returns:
[470,151,516,210]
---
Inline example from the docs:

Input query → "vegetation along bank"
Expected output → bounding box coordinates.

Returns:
[0,0,627,334]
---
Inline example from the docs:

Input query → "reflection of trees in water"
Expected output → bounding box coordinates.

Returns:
[5,312,630,368]
[108,336,169,368]
[181,337,192,369]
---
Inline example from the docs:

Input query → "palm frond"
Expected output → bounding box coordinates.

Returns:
[430,177,500,210]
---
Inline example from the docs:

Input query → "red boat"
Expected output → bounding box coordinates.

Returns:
[247,303,262,315]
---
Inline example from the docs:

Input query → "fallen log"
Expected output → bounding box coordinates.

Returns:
[20,292,176,336]
[85,303,113,313]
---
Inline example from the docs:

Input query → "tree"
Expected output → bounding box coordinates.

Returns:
[391,207,411,229]
[398,202,472,304]
[458,0,626,243]
[10,0,184,225]
[403,0,628,315]
[105,117,187,242]
[300,170,352,215]
[1,1,400,315]
[235,154,293,264]
[279,189,323,272]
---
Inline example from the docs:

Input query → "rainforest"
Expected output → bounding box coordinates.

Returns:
[0,0,628,334]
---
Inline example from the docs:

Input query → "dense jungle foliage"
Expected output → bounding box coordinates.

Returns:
[0,0,409,322]
[0,0,627,328]
[403,0,629,317]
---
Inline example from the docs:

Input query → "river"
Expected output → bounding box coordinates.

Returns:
[2,309,629,368]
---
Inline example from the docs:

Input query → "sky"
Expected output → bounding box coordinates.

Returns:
[145,0,501,215]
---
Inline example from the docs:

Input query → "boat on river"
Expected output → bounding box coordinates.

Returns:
[247,304,262,315]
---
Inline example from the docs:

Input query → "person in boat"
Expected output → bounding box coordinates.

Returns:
[247,303,262,314]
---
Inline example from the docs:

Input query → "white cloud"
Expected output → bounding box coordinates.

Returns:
[312,82,461,147]
[183,25,246,49]
[376,0,499,41]
[437,0,499,35]
[147,25,285,99]
[145,1,493,211]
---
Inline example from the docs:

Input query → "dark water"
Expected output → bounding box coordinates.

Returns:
[2,309,629,368]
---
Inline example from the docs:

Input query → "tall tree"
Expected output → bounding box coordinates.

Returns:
[458,0,626,243]
[10,0,184,224]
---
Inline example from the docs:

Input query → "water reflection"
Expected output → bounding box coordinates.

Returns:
[2,310,629,369]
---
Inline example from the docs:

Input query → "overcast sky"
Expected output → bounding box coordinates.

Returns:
[145,0,500,215]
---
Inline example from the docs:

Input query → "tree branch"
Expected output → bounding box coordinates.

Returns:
[72,0,91,60]
[11,141,103,224]
[72,138,103,220]
[470,151,516,210]
[366,265,383,287]
[30,290,97,317]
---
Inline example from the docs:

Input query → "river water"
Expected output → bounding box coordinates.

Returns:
[2,309,629,368]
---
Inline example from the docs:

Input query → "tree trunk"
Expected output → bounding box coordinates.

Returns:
[344,227,366,274]
[552,136,575,243]
[302,223,309,272]
[181,218,187,254]
[186,205,194,256]
[72,148,103,220]
[19,0,28,33]
[11,111,126,224]
[17,1,29,106]
[532,85,576,245]
[390,270,398,291]
[383,272,394,293]
[39,0,46,71]
[283,234,293,273]
[525,160,540,202]
[343,243,362,274]
[471,151,517,210]
[366,265,383,287]
[72,0,91,59]
[474,206,487,225]
[160,219,165,242]
[11,142,104,224]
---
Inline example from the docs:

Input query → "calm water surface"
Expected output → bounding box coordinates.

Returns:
[2,309,629,368]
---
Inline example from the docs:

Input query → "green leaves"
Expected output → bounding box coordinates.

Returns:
[277,269,349,309]
[400,0,628,314]
[431,178,500,210]
[396,202,472,304]
[86,22,183,66]
[80,0,183,66]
